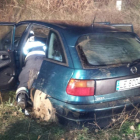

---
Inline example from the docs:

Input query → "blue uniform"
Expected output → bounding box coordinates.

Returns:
[16,40,46,99]
[23,41,46,55]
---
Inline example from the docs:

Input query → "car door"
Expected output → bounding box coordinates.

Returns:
[33,30,74,102]
[0,23,17,90]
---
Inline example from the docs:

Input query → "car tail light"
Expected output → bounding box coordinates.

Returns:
[66,79,95,96]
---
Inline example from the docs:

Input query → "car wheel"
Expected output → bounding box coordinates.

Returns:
[31,89,57,122]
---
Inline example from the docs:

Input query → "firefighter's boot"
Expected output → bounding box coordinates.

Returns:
[17,93,27,109]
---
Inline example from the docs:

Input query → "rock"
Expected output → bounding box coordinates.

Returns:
[95,129,98,133]
[112,119,116,123]
[130,125,135,130]
[135,119,140,123]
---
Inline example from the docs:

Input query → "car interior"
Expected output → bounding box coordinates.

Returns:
[48,32,63,62]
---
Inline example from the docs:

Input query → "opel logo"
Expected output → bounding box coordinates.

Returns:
[130,66,137,74]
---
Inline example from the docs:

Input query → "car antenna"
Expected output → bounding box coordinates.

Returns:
[92,8,98,30]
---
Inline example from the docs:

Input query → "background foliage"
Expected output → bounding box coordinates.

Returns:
[0,0,140,35]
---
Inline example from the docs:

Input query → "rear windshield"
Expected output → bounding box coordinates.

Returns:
[77,33,140,66]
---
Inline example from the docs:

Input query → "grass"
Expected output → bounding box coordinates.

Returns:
[1,92,140,140]
[0,100,65,140]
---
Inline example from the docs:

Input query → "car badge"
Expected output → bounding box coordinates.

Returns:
[130,66,137,74]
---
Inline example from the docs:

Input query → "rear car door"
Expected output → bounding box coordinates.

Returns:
[0,23,16,90]
[33,29,74,101]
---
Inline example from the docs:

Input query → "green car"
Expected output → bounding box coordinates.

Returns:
[0,21,140,127]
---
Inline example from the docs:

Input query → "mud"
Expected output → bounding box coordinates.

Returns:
[33,90,57,122]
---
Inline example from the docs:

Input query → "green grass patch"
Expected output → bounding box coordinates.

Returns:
[120,121,134,136]
[0,102,66,140]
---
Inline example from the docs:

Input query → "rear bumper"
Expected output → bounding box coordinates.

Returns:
[50,95,140,122]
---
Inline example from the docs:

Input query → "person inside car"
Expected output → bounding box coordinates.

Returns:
[16,31,46,109]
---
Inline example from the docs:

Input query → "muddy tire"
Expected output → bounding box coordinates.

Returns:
[32,90,57,122]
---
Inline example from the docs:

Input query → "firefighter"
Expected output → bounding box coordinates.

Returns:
[16,31,46,109]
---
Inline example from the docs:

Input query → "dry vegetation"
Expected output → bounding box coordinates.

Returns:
[0,0,140,35]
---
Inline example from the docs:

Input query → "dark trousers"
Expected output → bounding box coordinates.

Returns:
[16,54,44,97]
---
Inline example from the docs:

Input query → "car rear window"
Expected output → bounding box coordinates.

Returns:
[77,33,140,66]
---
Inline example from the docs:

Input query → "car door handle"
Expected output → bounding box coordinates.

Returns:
[0,54,9,60]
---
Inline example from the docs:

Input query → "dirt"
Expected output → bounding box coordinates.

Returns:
[33,90,57,122]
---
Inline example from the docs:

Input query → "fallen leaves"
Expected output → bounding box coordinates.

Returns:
[12,111,18,116]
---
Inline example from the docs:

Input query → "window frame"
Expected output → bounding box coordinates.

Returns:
[25,23,50,45]
[45,29,68,67]
[13,23,29,51]
[20,23,50,57]
[17,23,50,69]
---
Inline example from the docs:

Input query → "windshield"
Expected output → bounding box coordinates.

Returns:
[77,33,140,66]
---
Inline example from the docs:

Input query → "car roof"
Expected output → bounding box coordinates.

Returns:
[18,20,122,34]
[18,20,131,46]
